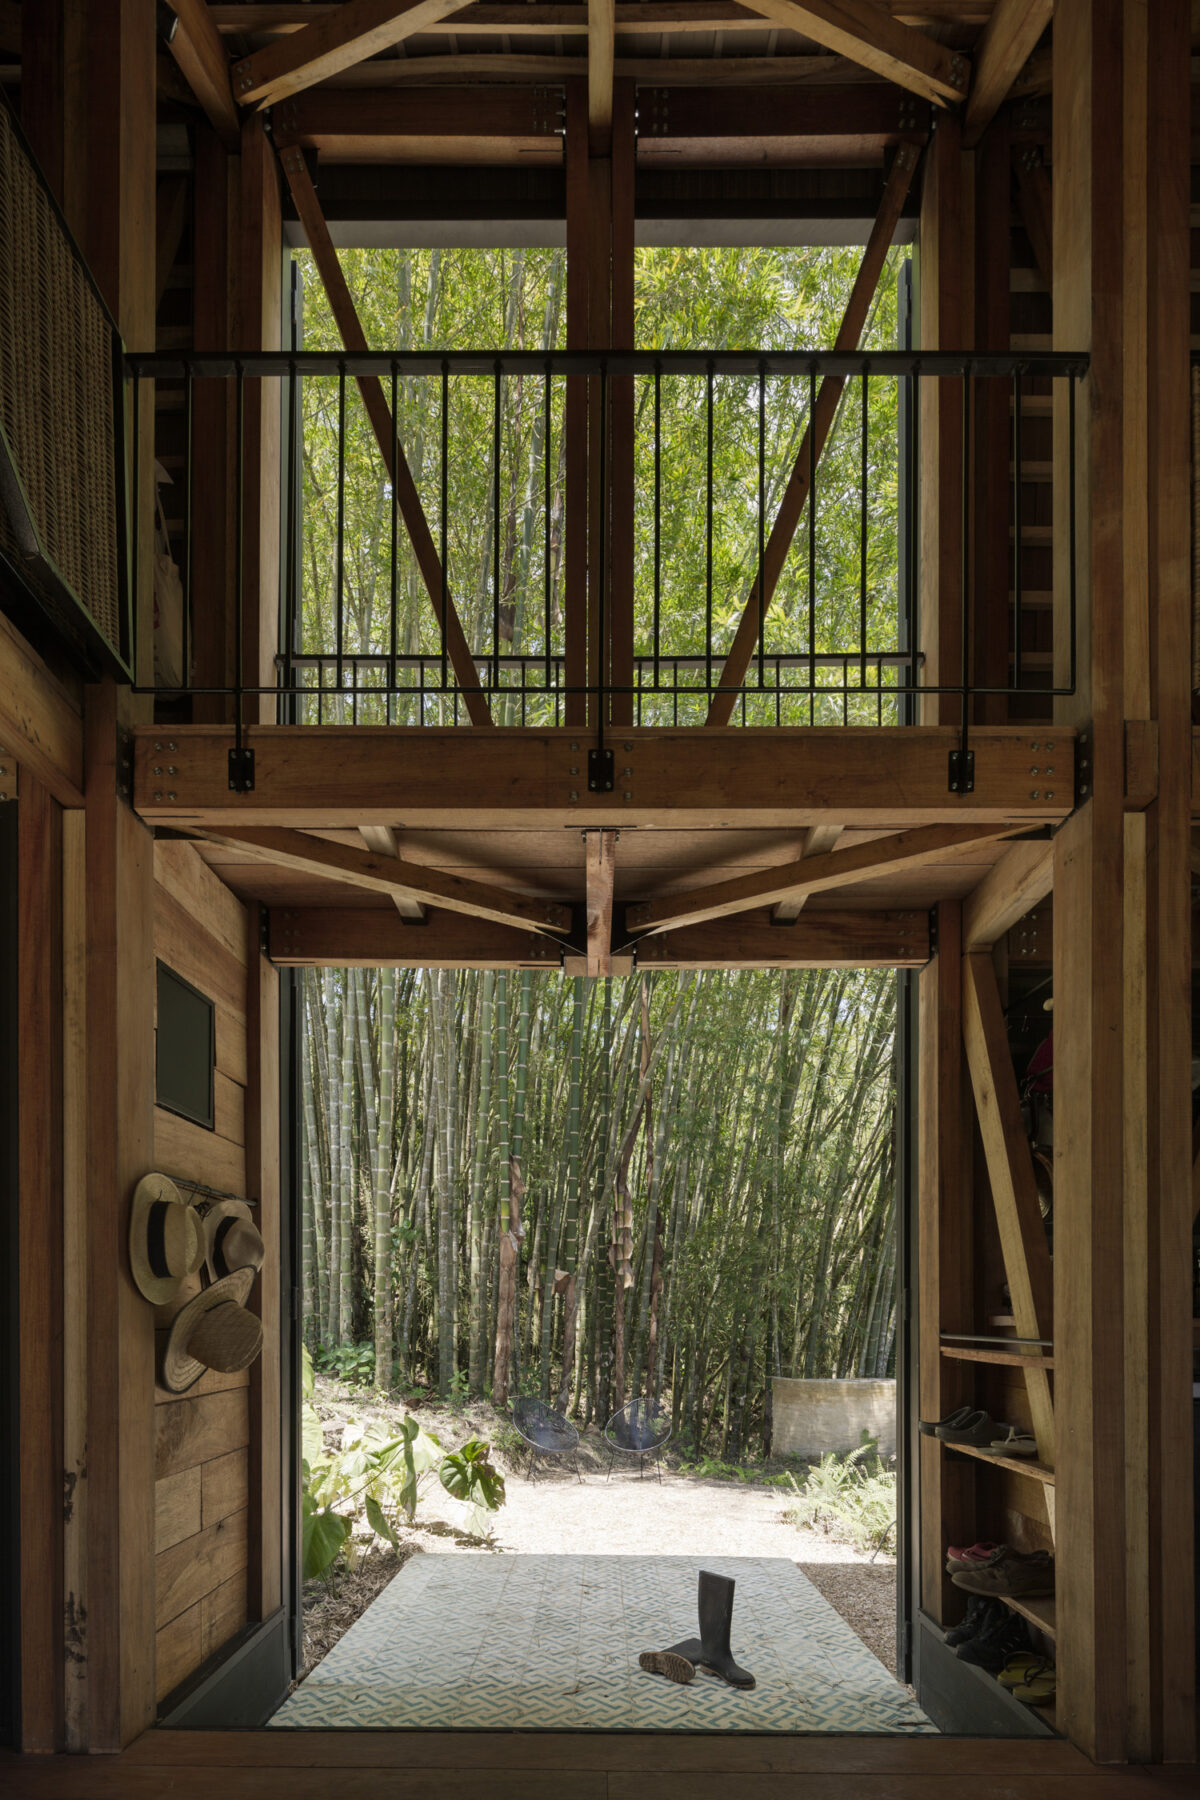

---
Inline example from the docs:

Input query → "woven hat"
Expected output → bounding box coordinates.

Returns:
[161,1267,262,1394]
[129,1172,205,1304]
[200,1198,265,1283]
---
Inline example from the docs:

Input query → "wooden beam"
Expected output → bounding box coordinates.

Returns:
[244,902,280,1623]
[585,829,617,975]
[0,610,84,808]
[197,826,574,936]
[588,0,615,154]
[772,824,843,921]
[155,176,190,313]
[918,901,975,1623]
[608,79,636,729]
[358,825,426,919]
[1014,146,1052,289]
[272,902,928,967]
[277,147,492,726]
[133,725,1077,828]
[628,824,1018,935]
[961,950,1056,1536]
[211,3,1005,33]
[304,52,871,86]
[637,907,930,967]
[238,117,283,724]
[962,837,1053,950]
[962,0,1052,147]
[918,111,966,725]
[704,141,919,726]
[740,0,969,106]
[231,0,472,108]
[163,0,241,149]
[564,81,590,730]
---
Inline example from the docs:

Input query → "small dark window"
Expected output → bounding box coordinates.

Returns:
[156,961,215,1130]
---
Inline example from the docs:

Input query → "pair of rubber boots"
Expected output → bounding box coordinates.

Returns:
[639,1571,756,1690]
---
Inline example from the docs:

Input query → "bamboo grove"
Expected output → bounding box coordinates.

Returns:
[300,968,898,1459]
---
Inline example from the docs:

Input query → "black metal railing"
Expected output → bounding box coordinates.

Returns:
[126,349,1085,758]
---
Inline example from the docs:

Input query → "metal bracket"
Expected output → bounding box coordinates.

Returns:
[587,746,614,793]
[228,745,256,793]
[928,905,939,958]
[948,748,975,793]
[1075,726,1092,806]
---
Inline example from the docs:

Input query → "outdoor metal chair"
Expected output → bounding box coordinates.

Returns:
[512,1396,582,1482]
[604,1398,672,1481]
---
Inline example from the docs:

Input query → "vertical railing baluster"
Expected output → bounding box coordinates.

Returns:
[860,366,868,690]
[544,359,552,695]
[131,368,141,673]
[808,363,816,729]
[1068,370,1078,695]
[1012,368,1023,693]
[441,360,450,698]
[910,371,921,707]
[757,360,766,691]
[335,362,346,696]
[390,360,398,710]
[706,360,714,701]
[493,358,502,695]
[597,362,608,732]
[653,361,662,692]
[960,365,972,759]
[234,364,246,745]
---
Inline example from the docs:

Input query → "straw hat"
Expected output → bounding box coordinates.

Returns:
[129,1173,205,1304]
[160,1268,262,1394]
[199,1198,265,1284]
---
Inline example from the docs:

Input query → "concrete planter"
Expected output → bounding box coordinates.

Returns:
[772,1377,896,1460]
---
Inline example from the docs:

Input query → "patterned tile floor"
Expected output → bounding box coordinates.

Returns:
[270,1555,937,1734]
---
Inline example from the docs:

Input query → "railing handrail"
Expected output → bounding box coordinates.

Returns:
[126,349,1089,381]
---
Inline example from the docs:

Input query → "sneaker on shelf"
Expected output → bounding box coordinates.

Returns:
[936,1410,1001,1447]
[945,1595,1005,1648]
[945,1540,1005,1572]
[957,1608,1034,1671]
[952,1549,1055,1599]
[919,1405,974,1438]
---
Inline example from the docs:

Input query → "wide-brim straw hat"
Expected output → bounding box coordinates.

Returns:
[129,1172,205,1304]
[200,1197,265,1283]
[161,1267,262,1394]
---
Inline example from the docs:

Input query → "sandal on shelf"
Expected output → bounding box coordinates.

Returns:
[920,1406,974,1438]
[1012,1663,1057,1706]
[997,1652,1046,1688]
[990,1428,1038,1457]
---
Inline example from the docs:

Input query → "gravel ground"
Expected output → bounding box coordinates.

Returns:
[301,1380,897,1682]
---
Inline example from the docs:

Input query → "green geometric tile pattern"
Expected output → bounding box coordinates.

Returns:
[270,1555,937,1734]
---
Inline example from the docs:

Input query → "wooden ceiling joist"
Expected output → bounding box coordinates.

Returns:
[278,147,491,725]
[772,824,843,921]
[626,822,1019,935]
[962,835,1053,950]
[163,0,241,149]
[308,52,865,87]
[358,824,426,919]
[231,0,473,108]
[961,0,1052,146]
[589,0,616,154]
[705,139,920,727]
[585,829,618,976]
[269,902,930,968]
[132,726,1077,828]
[197,826,574,936]
[741,0,969,106]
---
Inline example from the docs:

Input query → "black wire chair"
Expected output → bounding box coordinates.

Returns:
[512,1396,583,1482]
[604,1398,672,1482]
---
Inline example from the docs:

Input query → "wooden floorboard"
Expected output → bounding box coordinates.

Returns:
[3,1733,1197,1796]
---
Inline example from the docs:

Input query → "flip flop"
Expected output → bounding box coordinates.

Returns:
[638,1650,695,1685]
[997,1652,1046,1688]
[990,1428,1038,1457]
[1013,1665,1057,1706]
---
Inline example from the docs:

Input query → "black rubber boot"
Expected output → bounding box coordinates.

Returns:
[945,1594,1000,1648]
[663,1570,756,1690]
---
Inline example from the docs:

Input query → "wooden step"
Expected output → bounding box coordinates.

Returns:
[940,1345,1055,1370]
[999,1592,1057,1642]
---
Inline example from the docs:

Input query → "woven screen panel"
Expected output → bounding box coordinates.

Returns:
[0,105,120,652]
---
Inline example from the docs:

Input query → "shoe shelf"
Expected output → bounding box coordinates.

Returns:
[940,1344,1055,1370]
[995,1592,1056,1641]
[942,1438,1056,1484]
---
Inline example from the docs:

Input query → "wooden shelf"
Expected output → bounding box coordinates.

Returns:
[941,1439,1056,1485]
[940,1345,1054,1370]
[997,1591,1057,1642]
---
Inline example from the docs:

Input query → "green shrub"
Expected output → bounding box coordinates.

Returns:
[784,1434,896,1555]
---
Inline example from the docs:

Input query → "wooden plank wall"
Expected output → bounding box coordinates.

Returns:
[151,842,251,1707]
